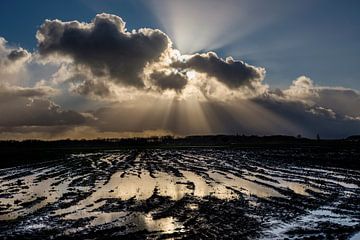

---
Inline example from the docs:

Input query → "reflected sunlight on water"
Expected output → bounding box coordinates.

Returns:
[0,150,359,239]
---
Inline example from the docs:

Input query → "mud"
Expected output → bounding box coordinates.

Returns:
[0,149,359,239]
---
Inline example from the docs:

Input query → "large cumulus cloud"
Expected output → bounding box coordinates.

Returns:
[37,13,266,96]
[37,13,171,88]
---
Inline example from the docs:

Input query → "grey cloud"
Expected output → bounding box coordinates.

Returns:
[1,13,355,139]
[36,14,269,97]
[54,70,112,98]
[83,74,360,139]
[0,37,31,77]
[71,79,111,97]
[0,85,48,100]
[7,49,30,62]
[37,13,171,88]
[251,95,360,138]
[0,126,72,135]
[280,76,360,119]
[314,88,360,118]
[150,70,188,92]
[85,96,360,139]
[173,52,265,89]
[0,84,86,127]
[308,106,336,119]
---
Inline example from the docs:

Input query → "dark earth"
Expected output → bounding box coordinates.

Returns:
[0,147,360,239]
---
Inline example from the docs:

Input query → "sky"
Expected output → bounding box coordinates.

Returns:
[0,0,359,139]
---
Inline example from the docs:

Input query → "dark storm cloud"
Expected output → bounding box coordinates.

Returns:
[173,52,265,89]
[150,70,188,92]
[37,13,171,88]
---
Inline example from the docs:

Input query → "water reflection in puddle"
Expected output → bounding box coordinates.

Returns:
[262,204,360,239]
[350,232,360,240]
[244,171,322,196]
[0,173,71,220]
[181,170,236,199]
[64,211,183,236]
[208,171,284,198]
[1,166,326,222]
[1,151,359,239]
[53,168,287,234]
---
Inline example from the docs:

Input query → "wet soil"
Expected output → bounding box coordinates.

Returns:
[0,149,359,239]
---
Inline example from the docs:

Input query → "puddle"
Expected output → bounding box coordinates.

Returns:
[181,170,237,199]
[208,171,283,198]
[351,232,360,240]
[261,199,360,239]
[0,173,71,220]
[64,211,183,236]
[1,150,359,239]
[253,166,359,191]
[244,170,323,196]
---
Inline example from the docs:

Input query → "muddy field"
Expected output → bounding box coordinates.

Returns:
[0,149,359,239]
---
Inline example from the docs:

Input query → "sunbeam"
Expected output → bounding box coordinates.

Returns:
[143,0,297,54]
[1,2,360,238]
